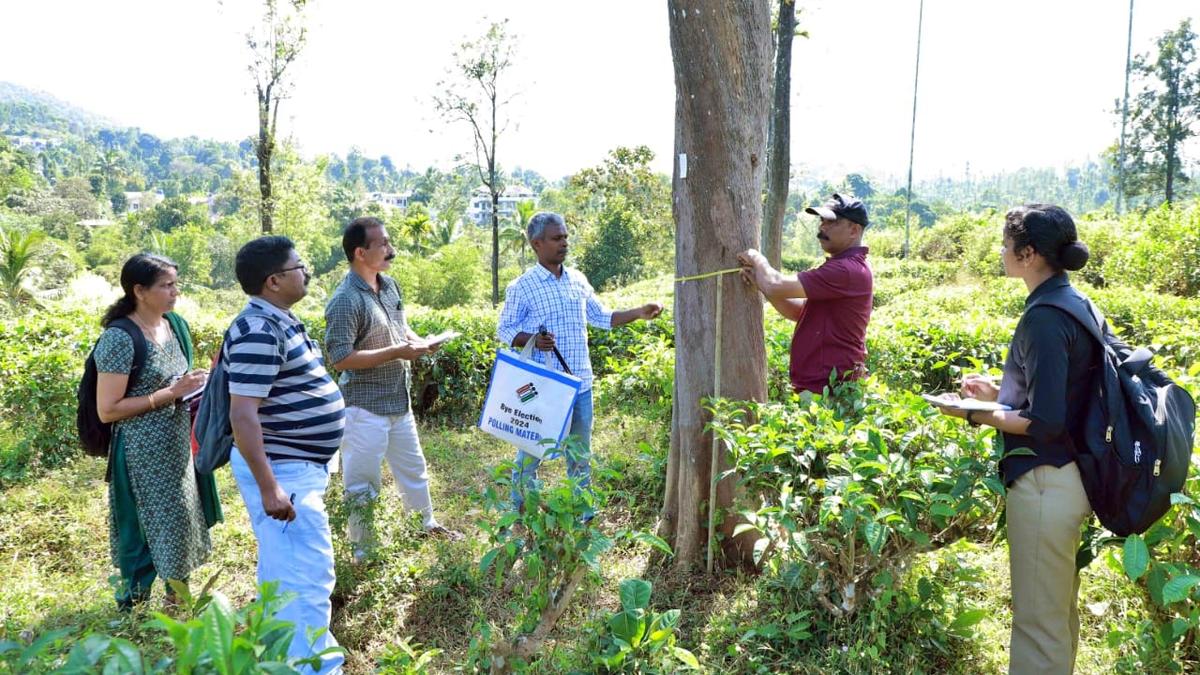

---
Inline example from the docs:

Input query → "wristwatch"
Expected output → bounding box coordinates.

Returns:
[966,410,981,427]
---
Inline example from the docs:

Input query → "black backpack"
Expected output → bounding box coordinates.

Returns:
[1032,286,1196,536]
[76,318,149,458]
[193,306,285,474]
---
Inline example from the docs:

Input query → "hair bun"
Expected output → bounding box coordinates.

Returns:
[1060,240,1090,271]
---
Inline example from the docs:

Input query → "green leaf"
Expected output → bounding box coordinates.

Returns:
[731,522,760,538]
[200,592,236,669]
[917,576,934,603]
[948,608,988,635]
[864,521,886,555]
[1000,447,1038,459]
[478,547,501,574]
[673,646,701,669]
[631,531,674,557]
[930,503,955,518]
[620,578,652,613]
[1122,534,1150,582]
[608,611,646,645]
[1161,575,1200,605]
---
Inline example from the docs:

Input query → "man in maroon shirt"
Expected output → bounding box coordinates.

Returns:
[739,193,874,395]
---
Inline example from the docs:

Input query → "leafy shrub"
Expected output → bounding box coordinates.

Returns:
[910,211,1000,278]
[0,311,96,484]
[0,581,339,673]
[708,542,989,673]
[871,258,959,307]
[866,313,1011,394]
[377,637,443,674]
[1103,463,1200,673]
[590,578,699,672]
[713,378,1001,619]
[1101,204,1200,298]
[405,307,501,423]
[472,443,673,672]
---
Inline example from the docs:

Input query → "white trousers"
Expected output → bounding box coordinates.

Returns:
[231,449,342,674]
[339,407,437,541]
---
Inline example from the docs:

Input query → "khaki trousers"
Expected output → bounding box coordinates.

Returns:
[1006,462,1093,675]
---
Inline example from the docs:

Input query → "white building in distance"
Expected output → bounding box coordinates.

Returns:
[123,190,163,213]
[365,191,412,210]
[468,185,536,226]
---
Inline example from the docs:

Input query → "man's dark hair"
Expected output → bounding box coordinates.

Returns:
[1003,203,1090,272]
[343,216,385,262]
[235,235,296,295]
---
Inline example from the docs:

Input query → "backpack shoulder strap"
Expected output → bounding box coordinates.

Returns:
[1027,286,1109,349]
[107,317,149,396]
[164,311,194,370]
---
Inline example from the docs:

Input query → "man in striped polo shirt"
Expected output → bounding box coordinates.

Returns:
[227,236,346,674]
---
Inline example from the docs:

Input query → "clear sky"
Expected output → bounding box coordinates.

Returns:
[2,1,1196,182]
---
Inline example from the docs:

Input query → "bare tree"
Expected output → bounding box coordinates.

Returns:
[762,0,801,269]
[246,0,309,234]
[435,20,517,307]
[661,0,771,571]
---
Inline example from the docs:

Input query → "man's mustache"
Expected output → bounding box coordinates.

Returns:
[385,253,396,261]
[817,232,830,241]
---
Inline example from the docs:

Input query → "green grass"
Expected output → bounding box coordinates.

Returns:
[0,405,672,673]
[0,395,1170,673]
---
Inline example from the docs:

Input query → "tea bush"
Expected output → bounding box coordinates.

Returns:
[0,311,96,485]
[713,379,1001,617]
[0,581,339,673]
[1100,204,1200,298]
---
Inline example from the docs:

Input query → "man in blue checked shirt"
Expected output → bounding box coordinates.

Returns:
[497,211,663,513]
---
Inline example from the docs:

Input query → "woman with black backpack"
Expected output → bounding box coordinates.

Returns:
[931,204,1096,674]
[93,253,213,610]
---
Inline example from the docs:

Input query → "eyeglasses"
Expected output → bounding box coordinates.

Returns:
[273,264,308,276]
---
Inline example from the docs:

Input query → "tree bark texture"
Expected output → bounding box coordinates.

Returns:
[256,91,274,234]
[763,0,795,269]
[662,0,771,571]
[491,189,500,306]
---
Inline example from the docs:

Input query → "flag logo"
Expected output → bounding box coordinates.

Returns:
[516,382,538,403]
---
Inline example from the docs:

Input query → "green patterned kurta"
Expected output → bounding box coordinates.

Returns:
[95,326,211,581]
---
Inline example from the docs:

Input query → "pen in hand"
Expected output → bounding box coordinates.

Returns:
[281,493,296,532]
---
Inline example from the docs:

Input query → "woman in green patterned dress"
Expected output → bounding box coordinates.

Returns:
[95,253,212,610]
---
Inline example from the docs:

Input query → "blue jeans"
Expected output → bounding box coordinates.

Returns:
[511,389,594,510]
[231,449,342,674]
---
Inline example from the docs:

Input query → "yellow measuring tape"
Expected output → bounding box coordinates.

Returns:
[674,267,744,283]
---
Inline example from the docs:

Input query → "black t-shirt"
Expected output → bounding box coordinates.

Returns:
[997,274,1099,486]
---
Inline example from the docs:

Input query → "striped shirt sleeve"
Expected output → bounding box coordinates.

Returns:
[227,316,283,399]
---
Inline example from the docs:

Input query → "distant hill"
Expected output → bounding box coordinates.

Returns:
[0,81,115,137]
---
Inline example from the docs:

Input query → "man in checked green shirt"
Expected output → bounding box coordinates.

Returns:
[324,217,462,563]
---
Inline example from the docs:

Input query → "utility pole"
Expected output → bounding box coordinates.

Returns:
[902,0,925,258]
[1116,0,1134,214]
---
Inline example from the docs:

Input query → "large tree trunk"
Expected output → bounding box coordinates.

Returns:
[661,0,771,571]
[762,0,795,269]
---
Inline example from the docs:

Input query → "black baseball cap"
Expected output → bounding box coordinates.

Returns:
[806,193,869,227]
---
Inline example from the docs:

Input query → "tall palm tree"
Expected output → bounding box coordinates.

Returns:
[0,229,47,312]
[501,199,537,267]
